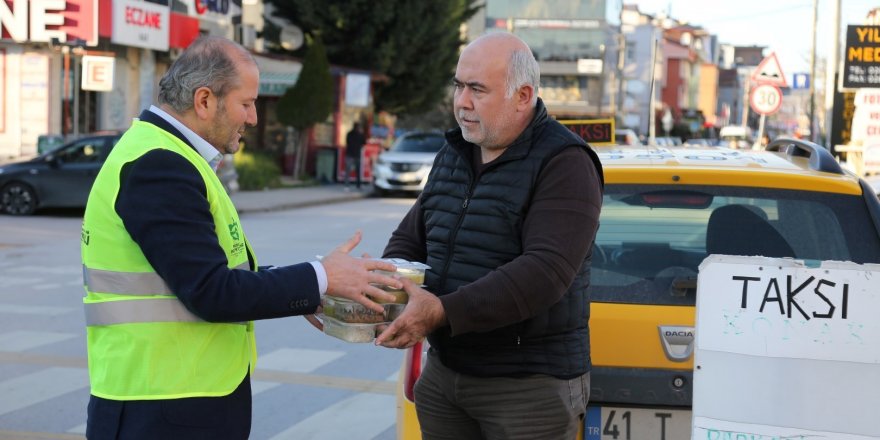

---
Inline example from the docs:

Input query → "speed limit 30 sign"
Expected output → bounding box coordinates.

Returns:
[750,84,783,115]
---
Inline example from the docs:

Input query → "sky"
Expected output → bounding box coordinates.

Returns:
[608,0,878,79]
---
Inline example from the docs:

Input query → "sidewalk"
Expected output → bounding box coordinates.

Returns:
[230,183,371,214]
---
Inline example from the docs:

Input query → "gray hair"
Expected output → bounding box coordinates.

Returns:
[158,36,256,113]
[506,48,540,102]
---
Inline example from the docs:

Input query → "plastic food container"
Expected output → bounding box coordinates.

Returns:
[375,286,409,304]
[372,258,430,285]
[384,303,406,321]
[321,295,386,324]
[321,314,382,343]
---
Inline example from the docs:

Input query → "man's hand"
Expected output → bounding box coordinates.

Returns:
[375,277,446,349]
[321,231,401,313]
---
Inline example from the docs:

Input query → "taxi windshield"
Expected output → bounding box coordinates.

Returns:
[591,184,880,305]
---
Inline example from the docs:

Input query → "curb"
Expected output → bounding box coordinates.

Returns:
[234,192,370,214]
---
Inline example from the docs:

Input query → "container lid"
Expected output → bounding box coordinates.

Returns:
[314,256,430,271]
[371,258,430,271]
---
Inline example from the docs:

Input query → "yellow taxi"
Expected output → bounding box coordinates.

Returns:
[395,138,880,439]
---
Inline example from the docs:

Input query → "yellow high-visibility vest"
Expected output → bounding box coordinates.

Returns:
[81,120,257,400]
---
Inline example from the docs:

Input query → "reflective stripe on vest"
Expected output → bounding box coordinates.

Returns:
[86,298,197,325]
[82,263,250,326]
[83,263,249,296]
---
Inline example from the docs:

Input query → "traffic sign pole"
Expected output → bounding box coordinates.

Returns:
[754,115,767,149]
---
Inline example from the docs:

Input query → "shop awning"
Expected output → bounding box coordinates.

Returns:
[254,55,302,97]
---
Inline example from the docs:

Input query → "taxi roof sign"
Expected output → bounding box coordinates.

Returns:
[751,52,788,87]
[559,118,615,146]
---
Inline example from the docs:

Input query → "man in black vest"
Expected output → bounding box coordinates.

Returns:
[376,32,604,439]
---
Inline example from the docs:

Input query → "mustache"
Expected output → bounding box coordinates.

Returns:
[457,112,477,122]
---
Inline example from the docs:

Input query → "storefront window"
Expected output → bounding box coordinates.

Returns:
[514,28,604,61]
[540,75,590,103]
[484,0,606,62]
[487,0,605,20]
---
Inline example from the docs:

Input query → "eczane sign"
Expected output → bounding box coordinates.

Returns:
[692,255,880,439]
[111,0,169,51]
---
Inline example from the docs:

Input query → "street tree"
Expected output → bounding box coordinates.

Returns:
[266,0,481,116]
[276,35,334,180]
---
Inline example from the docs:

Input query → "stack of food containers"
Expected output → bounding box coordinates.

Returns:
[321,258,429,343]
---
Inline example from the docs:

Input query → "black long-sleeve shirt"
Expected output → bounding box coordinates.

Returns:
[114,121,320,323]
[383,146,602,335]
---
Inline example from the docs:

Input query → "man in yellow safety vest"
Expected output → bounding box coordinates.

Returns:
[81,35,400,439]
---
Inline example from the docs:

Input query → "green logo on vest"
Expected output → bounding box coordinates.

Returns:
[81,227,90,245]
[229,220,241,241]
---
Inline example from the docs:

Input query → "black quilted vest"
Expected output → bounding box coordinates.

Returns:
[422,100,602,378]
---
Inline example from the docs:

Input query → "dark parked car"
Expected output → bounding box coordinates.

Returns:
[0,133,121,215]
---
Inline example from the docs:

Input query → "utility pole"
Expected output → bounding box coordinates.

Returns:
[741,75,750,127]
[62,46,70,137]
[824,0,842,149]
[808,0,819,143]
[616,0,626,127]
[648,31,658,143]
[597,44,606,115]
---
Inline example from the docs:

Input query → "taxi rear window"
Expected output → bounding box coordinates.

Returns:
[591,184,880,305]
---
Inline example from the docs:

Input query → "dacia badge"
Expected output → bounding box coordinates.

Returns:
[658,325,695,362]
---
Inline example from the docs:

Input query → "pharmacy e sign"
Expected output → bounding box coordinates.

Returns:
[81,56,114,92]
[691,255,880,439]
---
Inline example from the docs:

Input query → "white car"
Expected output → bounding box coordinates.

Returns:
[372,131,446,196]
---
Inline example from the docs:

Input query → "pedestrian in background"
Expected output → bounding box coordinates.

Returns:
[80,36,400,440]
[345,122,366,190]
[375,32,604,439]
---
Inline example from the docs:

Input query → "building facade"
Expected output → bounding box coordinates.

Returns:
[465,0,616,119]
[0,0,305,160]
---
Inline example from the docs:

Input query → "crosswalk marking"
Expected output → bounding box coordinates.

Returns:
[252,380,281,395]
[257,348,345,373]
[67,423,86,435]
[0,368,87,417]
[0,276,42,287]
[386,370,400,382]
[268,393,396,440]
[0,331,77,352]
[14,265,81,276]
[0,304,77,316]
[0,345,395,436]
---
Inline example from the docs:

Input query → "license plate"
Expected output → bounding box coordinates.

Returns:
[585,406,691,440]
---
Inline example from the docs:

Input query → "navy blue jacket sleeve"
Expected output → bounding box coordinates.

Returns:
[115,149,320,322]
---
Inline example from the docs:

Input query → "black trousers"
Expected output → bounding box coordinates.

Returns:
[86,374,252,440]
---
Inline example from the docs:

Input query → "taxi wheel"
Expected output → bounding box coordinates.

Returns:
[1,182,38,215]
